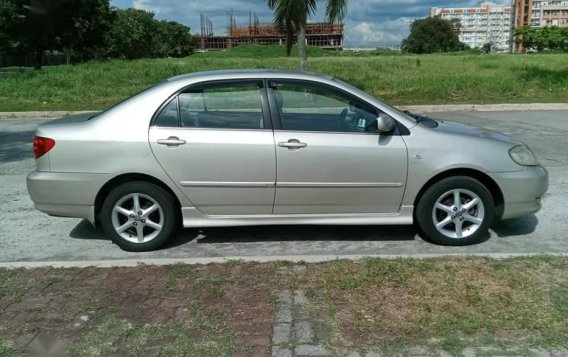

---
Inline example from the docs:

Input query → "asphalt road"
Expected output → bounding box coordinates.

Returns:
[1,111,567,264]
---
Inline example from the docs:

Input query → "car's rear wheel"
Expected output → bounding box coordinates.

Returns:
[100,181,178,252]
[416,176,495,246]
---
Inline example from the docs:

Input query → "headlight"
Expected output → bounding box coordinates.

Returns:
[509,145,539,166]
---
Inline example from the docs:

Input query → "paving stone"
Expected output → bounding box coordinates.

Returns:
[272,323,291,345]
[294,291,310,321]
[295,344,331,356]
[364,352,382,357]
[272,346,292,357]
[462,348,477,357]
[530,348,552,357]
[294,290,308,306]
[551,348,568,357]
[276,306,292,323]
[279,290,292,304]
[295,321,314,344]
[346,352,362,357]
[406,346,429,356]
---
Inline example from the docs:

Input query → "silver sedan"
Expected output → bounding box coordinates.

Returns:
[27,70,548,251]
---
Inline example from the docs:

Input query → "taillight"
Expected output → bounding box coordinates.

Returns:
[33,136,56,159]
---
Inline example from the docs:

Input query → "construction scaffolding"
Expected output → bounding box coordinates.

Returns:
[195,10,344,51]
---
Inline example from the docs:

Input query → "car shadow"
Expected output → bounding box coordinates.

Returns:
[181,224,418,245]
[69,220,418,248]
[491,214,538,237]
[69,214,538,249]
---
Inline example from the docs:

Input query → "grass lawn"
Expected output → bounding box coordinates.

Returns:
[0,45,567,111]
[0,257,567,356]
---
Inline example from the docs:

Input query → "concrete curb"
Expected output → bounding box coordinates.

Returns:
[0,111,97,119]
[402,103,568,113]
[1,103,568,119]
[1,252,567,269]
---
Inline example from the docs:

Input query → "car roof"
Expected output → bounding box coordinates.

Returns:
[167,69,334,83]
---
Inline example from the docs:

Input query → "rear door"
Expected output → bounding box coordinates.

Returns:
[149,79,276,215]
[268,79,408,214]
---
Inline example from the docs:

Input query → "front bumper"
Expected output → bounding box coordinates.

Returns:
[489,165,549,220]
[26,171,110,224]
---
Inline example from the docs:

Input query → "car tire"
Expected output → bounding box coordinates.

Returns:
[100,181,179,252]
[415,176,495,246]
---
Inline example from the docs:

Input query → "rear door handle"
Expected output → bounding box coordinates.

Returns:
[157,136,186,147]
[278,139,307,149]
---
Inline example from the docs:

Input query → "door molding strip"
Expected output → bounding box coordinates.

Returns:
[180,181,275,188]
[180,181,403,188]
[277,182,403,188]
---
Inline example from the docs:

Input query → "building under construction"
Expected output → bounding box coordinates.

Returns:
[196,11,344,51]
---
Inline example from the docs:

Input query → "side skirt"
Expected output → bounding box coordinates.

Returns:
[181,206,414,227]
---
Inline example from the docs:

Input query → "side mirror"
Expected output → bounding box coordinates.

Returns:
[376,113,396,133]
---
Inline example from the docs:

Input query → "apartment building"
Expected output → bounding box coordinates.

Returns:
[514,0,568,51]
[430,2,512,52]
[531,0,568,26]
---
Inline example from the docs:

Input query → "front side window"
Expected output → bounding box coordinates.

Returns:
[154,81,265,130]
[270,80,378,133]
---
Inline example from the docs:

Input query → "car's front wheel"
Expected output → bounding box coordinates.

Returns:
[100,181,178,252]
[416,176,495,246]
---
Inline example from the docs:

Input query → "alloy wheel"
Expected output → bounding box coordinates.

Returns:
[431,188,485,239]
[111,193,164,243]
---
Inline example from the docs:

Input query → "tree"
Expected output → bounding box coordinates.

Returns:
[153,20,193,58]
[267,0,347,71]
[59,0,113,63]
[515,25,568,52]
[106,9,193,59]
[401,17,468,54]
[106,8,157,59]
[0,0,111,68]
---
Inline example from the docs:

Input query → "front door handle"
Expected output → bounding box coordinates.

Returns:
[157,136,186,147]
[278,139,307,149]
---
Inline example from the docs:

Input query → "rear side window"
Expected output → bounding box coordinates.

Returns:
[154,97,179,127]
[154,81,266,130]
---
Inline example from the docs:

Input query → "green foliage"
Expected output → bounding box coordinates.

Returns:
[0,0,112,67]
[154,20,194,58]
[515,25,568,52]
[106,8,158,59]
[1,52,568,111]
[0,1,192,67]
[106,9,193,60]
[401,16,468,54]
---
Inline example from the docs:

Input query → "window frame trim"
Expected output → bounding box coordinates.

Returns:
[266,78,405,136]
[150,79,273,130]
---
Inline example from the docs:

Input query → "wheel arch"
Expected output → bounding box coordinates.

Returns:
[413,168,505,219]
[94,173,182,224]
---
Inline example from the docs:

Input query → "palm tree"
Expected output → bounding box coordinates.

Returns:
[268,0,347,71]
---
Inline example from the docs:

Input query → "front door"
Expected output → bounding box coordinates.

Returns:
[268,79,408,214]
[149,80,276,215]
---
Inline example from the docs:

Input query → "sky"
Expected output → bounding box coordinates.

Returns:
[110,0,509,46]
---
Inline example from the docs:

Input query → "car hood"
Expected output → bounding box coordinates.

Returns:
[431,119,521,146]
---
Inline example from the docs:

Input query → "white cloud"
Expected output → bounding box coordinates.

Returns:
[132,0,163,15]
[345,17,414,46]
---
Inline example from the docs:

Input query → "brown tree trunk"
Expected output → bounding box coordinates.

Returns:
[297,23,308,71]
